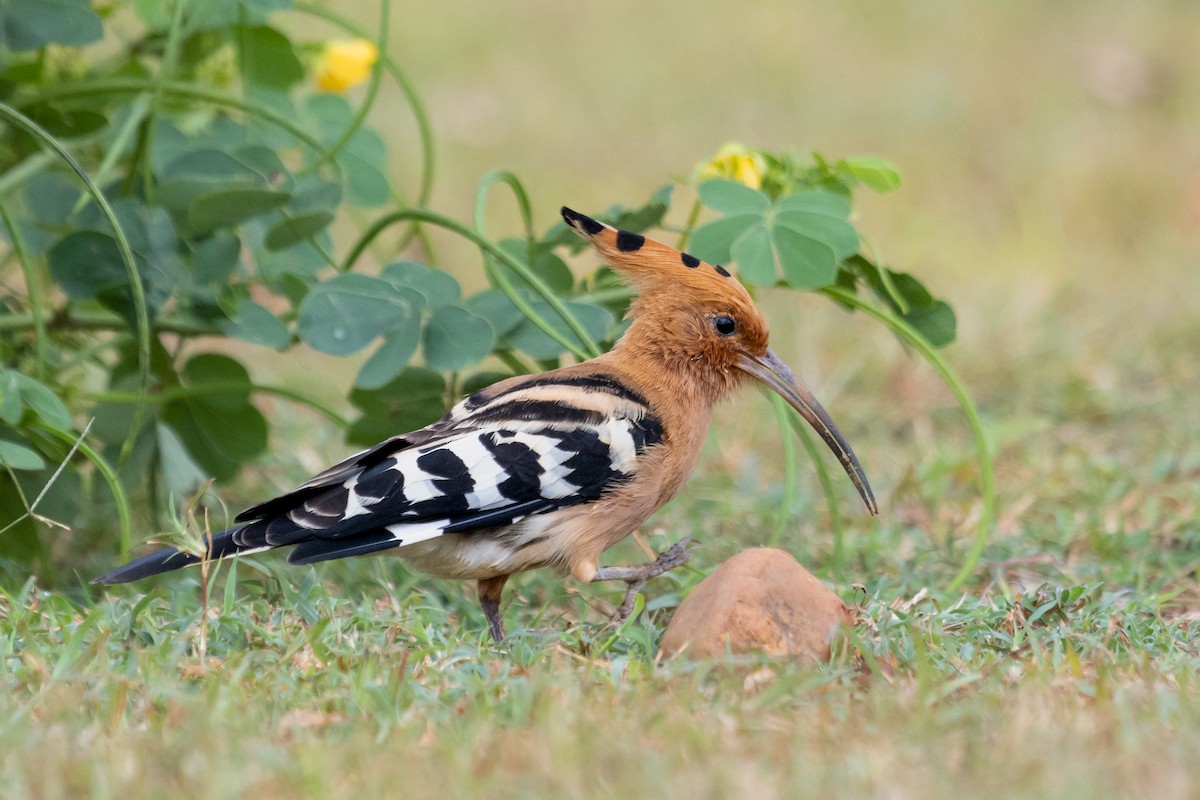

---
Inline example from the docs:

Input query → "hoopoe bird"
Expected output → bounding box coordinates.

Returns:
[94,207,877,641]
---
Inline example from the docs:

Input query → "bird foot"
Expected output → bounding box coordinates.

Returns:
[477,576,509,643]
[592,536,697,625]
[480,595,506,643]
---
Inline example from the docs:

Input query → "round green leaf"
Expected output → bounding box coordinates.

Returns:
[464,290,527,337]
[155,422,207,499]
[903,300,957,347]
[47,231,126,299]
[24,171,77,224]
[163,401,266,480]
[775,189,859,260]
[0,371,22,424]
[181,354,253,405]
[889,272,935,309]
[192,232,241,286]
[380,261,462,309]
[307,96,388,207]
[290,180,343,213]
[841,155,902,193]
[27,105,107,138]
[307,93,353,131]
[188,186,291,232]
[161,148,261,181]
[499,239,574,294]
[355,318,423,390]
[221,298,290,349]
[506,302,614,360]
[688,214,759,265]
[697,179,771,215]
[2,0,103,51]
[348,368,446,446]
[608,184,674,232]
[771,225,839,289]
[240,26,305,89]
[13,373,71,429]
[232,145,294,192]
[120,205,184,309]
[159,150,266,213]
[776,189,852,217]
[162,354,268,481]
[47,219,178,323]
[250,220,329,283]
[339,137,390,207]
[264,212,335,251]
[775,213,859,260]
[297,274,414,356]
[148,119,191,173]
[730,224,775,286]
[0,439,45,471]
[423,306,495,373]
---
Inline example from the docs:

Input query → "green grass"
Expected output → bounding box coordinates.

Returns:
[3,502,1198,799]
[4,1,1200,797]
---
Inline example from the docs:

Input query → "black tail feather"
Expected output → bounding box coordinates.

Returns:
[287,530,401,565]
[91,529,246,585]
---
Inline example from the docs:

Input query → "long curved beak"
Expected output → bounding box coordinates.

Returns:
[736,348,878,515]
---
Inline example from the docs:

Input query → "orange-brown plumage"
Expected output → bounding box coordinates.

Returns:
[94,205,876,643]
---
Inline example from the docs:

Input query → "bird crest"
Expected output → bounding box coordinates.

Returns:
[561,205,770,376]
[561,206,753,303]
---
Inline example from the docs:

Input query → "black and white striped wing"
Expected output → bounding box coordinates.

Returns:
[230,413,663,565]
[91,369,666,585]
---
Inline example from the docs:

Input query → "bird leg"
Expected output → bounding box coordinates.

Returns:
[477,575,509,643]
[591,537,696,624]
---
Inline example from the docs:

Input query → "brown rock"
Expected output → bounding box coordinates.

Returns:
[659,548,850,662]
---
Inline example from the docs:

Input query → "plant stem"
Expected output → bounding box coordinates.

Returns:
[87,93,150,208]
[33,422,133,556]
[137,0,189,205]
[675,198,702,250]
[299,0,389,173]
[494,349,535,375]
[572,286,635,306]
[471,170,599,364]
[788,411,846,580]
[19,80,336,171]
[0,103,152,472]
[821,285,995,592]
[473,169,536,251]
[294,0,435,210]
[0,308,222,336]
[768,393,798,549]
[87,383,351,430]
[857,238,909,315]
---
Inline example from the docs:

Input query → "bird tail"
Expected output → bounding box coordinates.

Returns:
[90,527,266,585]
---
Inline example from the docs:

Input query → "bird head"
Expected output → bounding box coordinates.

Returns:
[562,205,877,515]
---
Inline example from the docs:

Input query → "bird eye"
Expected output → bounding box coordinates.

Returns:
[712,315,737,336]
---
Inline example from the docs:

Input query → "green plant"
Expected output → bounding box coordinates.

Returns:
[0,0,988,587]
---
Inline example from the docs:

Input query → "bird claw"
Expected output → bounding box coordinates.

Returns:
[597,536,699,625]
[634,536,698,582]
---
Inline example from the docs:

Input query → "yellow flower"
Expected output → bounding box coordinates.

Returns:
[314,39,379,93]
[698,143,764,189]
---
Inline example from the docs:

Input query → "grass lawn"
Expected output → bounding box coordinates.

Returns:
[3,2,1199,797]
